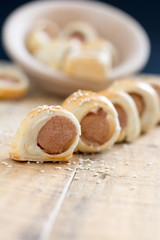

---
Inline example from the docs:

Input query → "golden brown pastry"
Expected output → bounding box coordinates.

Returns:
[62,39,117,82]
[135,75,160,122]
[34,39,81,70]
[10,105,81,162]
[60,21,98,43]
[26,18,59,53]
[99,89,140,142]
[0,62,29,99]
[62,90,120,153]
[109,79,159,132]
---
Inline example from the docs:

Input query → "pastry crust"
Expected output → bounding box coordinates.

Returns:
[34,39,81,70]
[62,39,117,82]
[109,79,159,132]
[0,62,29,99]
[26,18,60,53]
[10,105,81,162]
[99,89,141,142]
[135,75,160,122]
[62,90,120,153]
[60,21,98,43]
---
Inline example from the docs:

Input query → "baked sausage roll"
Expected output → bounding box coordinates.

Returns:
[62,90,120,153]
[34,39,81,70]
[99,89,140,142]
[63,39,117,82]
[26,19,59,53]
[83,39,118,66]
[0,62,29,99]
[109,79,159,132]
[136,75,160,122]
[10,105,81,162]
[60,21,98,43]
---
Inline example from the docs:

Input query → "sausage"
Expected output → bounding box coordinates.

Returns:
[114,104,127,130]
[129,93,145,117]
[70,32,85,42]
[80,108,110,146]
[0,76,17,83]
[37,116,76,154]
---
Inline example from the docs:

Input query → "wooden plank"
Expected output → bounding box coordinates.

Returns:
[49,127,160,240]
[0,92,80,240]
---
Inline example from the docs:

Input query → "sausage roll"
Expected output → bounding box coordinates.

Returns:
[10,105,81,162]
[62,90,120,153]
[136,75,160,122]
[34,39,81,70]
[99,89,140,142]
[83,39,118,66]
[26,19,59,53]
[0,62,29,99]
[63,39,117,82]
[109,79,159,132]
[60,21,98,43]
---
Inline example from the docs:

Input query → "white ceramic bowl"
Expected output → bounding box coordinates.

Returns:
[2,0,150,96]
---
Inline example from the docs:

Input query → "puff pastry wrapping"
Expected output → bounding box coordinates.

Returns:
[26,18,60,53]
[109,79,159,132]
[62,90,120,153]
[34,39,81,70]
[10,105,81,162]
[99,89,141,142]
[0,62,29,99]
[60,21,98,43]
[62,39,117,83]
[135,75,160,122]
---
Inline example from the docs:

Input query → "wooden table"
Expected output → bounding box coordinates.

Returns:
[0,89,160,240]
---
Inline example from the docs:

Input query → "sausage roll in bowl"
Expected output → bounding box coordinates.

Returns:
[0,62,29,99]
[62,90,120,153]
[26,18,60,53]
[34,39,81,70]
[10,105,81,162]
[60,21,98,43]
[99,89,140,142]
[109,79,159,132]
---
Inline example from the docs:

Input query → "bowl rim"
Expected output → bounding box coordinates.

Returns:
[2,0,151,91]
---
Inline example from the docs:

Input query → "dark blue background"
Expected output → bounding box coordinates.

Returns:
[0,0,159,73]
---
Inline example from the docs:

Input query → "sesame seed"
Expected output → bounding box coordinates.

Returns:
[111,166,115,170]
[99,164,104,167]
[97,169,105,173]
[147,162,152,166]
[74,176,80,180]
[93,173,99,176]
[36,161,40,164]
[1,161,8,165]
[66,167,73,171]
[55,166,61,170]
[105,165,110,169]
[40,170,45,173]
[96,180,101,184]
[130,186,136,190]
[27,161,30,164]
[8,165,12,168]
[133,174,138,178]
[125,162,129,165]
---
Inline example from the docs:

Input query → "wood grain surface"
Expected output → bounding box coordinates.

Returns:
[0,90,160,240]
